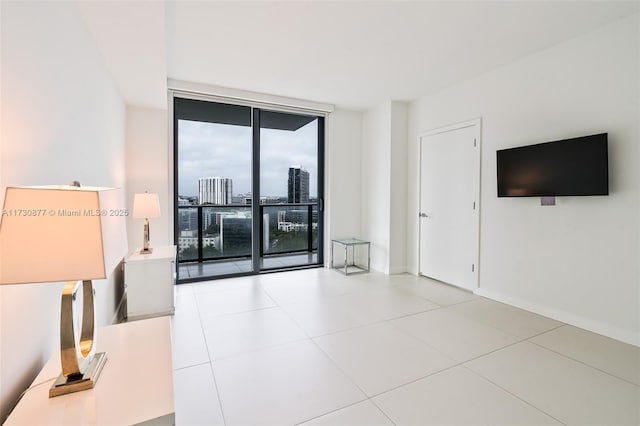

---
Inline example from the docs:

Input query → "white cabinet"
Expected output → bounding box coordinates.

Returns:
[125,245,176,321]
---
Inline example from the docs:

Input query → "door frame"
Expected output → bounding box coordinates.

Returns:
[417,118,482,290]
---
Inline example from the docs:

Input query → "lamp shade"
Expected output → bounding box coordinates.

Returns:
[0,185,128,285]
[132,193,160,219]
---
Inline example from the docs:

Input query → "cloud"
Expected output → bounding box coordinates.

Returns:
[178,119,319,198]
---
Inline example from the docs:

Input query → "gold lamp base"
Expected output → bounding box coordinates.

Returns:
[49,352,107,397]
[139,217,153,254]
[49,280,107,398]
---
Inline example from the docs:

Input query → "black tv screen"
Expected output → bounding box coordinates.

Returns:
[497,133,609,197]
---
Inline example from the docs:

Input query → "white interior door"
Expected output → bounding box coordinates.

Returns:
[419,120,480,291]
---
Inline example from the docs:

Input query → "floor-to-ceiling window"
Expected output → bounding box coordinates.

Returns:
[174,96,324,282]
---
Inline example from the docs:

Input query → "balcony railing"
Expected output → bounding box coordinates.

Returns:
[176,203,318,265]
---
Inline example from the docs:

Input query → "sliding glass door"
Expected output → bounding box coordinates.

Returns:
[174,97,324,282]
[259,110,322,270]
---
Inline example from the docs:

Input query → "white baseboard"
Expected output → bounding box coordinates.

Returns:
[475,288,640,347]
[388,266,408,274]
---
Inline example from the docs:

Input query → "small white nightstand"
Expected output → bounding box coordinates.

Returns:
[125,245,176,321]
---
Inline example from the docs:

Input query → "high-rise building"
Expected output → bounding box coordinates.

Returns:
[199,177,232,205]
[178,208,198,231]
[287,166,309,203]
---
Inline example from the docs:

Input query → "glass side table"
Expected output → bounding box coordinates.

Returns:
[331,238,370,275]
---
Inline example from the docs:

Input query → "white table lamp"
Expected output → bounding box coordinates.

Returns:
[0,184,128,397]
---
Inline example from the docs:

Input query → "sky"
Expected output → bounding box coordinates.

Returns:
[178,119,318,198]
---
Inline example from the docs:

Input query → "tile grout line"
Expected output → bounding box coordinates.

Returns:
[526,324,566,340]
[307,330,371,397]
[194,292,229,426]
[367,397,398,426]
[364,331,532,401]
[295,308,401,425]
[383,307,530,369]
[198,305,279,322]
[354,336,566,425]
[205,362,227,426]
[526,336,640,388]
[306,319,387,339]
[172,360,211,372]
[456,337,527,365]
[292,398,387,426]
[259,277,389,341]
[460,363,568,426]
[209,337,312,363]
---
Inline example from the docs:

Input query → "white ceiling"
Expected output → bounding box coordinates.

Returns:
[78,1,640,111]
[76,0,167,109]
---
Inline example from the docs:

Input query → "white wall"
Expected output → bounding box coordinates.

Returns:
[325,109,363,256]
[407,14,639,345]
[0,1,126,419]
[125,106,170,251]
[389,102,408,273]
[361,101,409,273]
[362,103,392,272]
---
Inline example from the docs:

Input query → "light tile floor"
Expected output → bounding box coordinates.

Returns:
[171,268,640,426]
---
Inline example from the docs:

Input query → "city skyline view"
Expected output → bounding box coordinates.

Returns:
[178,118,318,199]
[172,101,324,276]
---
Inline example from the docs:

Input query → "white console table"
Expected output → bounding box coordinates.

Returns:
[5,317,175,426]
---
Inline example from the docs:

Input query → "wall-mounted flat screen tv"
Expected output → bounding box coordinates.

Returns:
[497,133,608,197]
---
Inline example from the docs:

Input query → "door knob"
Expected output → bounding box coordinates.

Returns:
[419,212,429,218]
